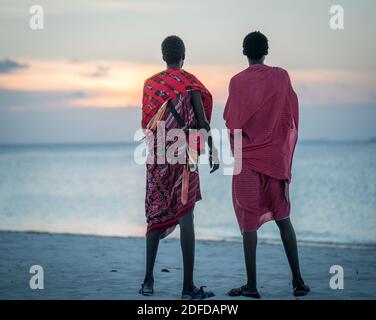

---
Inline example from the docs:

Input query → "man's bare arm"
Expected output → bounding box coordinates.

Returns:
[191,90,219,173]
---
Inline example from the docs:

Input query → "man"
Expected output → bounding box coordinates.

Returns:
[140,35,219,300]
[223,31,309,298]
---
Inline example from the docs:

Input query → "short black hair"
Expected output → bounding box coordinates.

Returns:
[242,31,269,60]
[161,35,185,64]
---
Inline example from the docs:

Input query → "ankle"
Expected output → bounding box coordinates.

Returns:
[183,282,195,292]
[246,282,258,292]
[144,275,154,285]
[292,275,304,286]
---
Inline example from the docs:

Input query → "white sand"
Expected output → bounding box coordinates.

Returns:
[0,231,375,300]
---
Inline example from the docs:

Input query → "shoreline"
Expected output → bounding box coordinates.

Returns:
[1,138,376,148]
[1,229,375,251]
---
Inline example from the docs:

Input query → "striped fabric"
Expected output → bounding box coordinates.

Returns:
[144,92,202,239]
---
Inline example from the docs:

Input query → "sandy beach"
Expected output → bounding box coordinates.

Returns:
[0,230,375,300]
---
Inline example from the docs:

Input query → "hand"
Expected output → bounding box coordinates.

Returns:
[284,180,290,203]
[209,146,220,173]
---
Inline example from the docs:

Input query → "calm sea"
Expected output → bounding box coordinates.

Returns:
[0,141,375,247]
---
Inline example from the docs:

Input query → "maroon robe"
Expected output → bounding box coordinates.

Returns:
[224,64,299,232]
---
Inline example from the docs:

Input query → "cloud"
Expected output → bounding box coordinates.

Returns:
[71,91,88,98]
[0,58,375,109]
[0,58,28,74]
[87,65,110,78]
[290,69,376,106]
[0,89,90,110]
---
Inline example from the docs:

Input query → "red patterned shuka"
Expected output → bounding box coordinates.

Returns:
[142,68,212,238]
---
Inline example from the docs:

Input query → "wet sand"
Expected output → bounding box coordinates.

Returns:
[0,231,375,300]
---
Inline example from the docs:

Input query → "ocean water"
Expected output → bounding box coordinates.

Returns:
[0,142,375,247]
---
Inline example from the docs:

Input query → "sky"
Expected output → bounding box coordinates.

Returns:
[0,0,375,143]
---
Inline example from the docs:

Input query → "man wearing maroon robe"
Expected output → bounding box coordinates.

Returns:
[224,31,310,298]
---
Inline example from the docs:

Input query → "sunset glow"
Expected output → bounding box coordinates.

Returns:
[1,59,375,110]
[1,0,375,143]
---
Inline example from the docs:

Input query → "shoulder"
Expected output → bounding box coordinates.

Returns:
[180,69,195,78]
[181,69,210,94]
[144,70,164,84]
[180,69,201,84]
[143,71,168,92]
[228,68,250,90]
[230,68,249,81]
[271,66,291,80]
[268,66,293,89]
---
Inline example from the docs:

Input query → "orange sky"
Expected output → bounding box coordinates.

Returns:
[1,59,376,110]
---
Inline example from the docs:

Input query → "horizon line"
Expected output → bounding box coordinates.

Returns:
[1,138,376,148]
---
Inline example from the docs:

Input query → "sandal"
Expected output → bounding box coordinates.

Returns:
[228,285,261,299]
[181,286,215,300]
[139,282,154,296]
[293,278,310,297]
